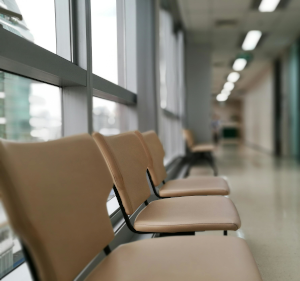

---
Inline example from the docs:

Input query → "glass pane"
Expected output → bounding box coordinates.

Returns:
[0,72,62,142]
[91,0,118,84]
[93,97,137,136]
[0,71,62,278]
[0,0,56,53]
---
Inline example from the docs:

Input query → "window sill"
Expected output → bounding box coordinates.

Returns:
[106,196,119,217]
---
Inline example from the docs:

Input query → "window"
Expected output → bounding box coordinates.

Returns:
[0,0,143,278]
[91,0,118,84]
[93,97,137,136]
[0,72,62,142]
[91,0,138,93]
[159,10,185,163]
[0,0,56,53]
[0,72,62,278]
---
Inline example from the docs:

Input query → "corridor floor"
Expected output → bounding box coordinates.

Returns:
[191,144,300,281]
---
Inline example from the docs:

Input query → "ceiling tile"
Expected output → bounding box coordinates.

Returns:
[178,0,300,92]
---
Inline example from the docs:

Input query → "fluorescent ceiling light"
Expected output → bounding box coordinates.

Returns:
[233,58,247,71]
[0,118,6,125]
[227,72,240,83]
[216,94,228,102]
[224,82,235,91]
[259,0,281,12]
[242,30,262,51]
[221,89,231,96]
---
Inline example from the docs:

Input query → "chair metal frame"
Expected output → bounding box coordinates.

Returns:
[113,185,195,236]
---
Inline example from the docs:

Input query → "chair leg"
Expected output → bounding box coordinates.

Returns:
[205,152,218,176]
[224,231,228,236]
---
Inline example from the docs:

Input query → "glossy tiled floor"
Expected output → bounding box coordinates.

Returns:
[192,144,300,281]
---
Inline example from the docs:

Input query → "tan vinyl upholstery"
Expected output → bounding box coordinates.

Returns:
[134,196,241,233]
[136,130,229,197]
[86,236,263,281]
[94,131,241,233]
[0,135,261,281]
[159,176,230,197]
[135,130,167,186]
[183,129,195,149]
[191,143,215,152]
[93,132,151,215]
[0,134,114,281]
[183,129,214,152]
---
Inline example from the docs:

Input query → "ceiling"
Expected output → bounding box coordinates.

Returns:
[177,0,300,97]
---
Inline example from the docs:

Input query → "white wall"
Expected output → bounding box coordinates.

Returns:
[243,66,274,153]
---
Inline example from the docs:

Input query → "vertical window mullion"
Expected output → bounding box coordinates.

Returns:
[116,0,126,88]
[62,0,93,136]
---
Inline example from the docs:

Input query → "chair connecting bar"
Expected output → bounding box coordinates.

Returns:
[104,245,111,256]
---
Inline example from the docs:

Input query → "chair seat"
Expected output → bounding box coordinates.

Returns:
[134,196,241,233]
[86,236,262,281]
[191,143,215,152]
[159,176,230,197]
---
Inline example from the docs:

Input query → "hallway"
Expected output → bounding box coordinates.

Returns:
[192,145,300,281]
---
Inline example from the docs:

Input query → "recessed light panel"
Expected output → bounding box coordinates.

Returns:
[224,82,235,91]
[216,94,228,102]
[259,0,281,12]
[233,58,247,71]
[227,72,240,83]
[242,30,262,51]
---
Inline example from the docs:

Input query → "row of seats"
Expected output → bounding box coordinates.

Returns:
[0,131,262,280]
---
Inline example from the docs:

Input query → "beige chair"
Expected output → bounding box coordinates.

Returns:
[93,131,240,236]
[183,129,218,175]
[0,134,262,281]
[136,130,229,198]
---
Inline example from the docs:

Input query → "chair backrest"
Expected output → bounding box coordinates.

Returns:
[93,132,151,215]
[135,130,167,186]
[0,134,114,281]
[183,129,195,149]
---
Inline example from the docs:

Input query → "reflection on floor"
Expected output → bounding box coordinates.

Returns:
[192,144,300,281]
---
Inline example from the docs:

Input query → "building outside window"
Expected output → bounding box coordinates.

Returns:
[0,0,56,53]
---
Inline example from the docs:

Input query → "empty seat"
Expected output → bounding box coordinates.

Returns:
[135,130,229,197]
[86,236,262,281]
[183,129,218,175]
[0,134,262,281]
[183,129,215,152]
[93,131,240,234]
[134,196,240,232]
[160,177,229,196]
